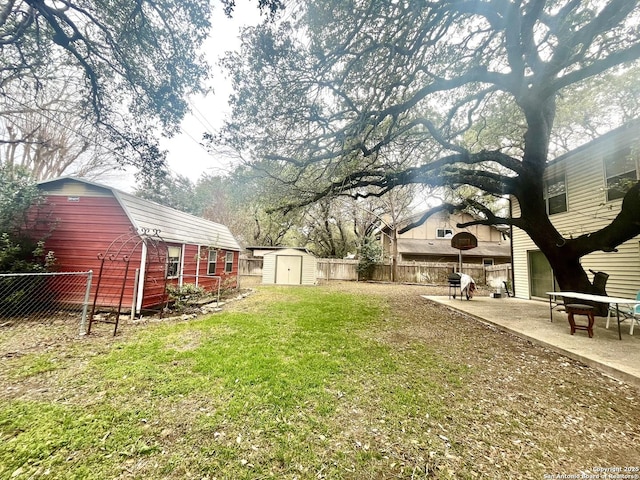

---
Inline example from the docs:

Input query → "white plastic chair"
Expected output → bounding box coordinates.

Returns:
[606,291,640,335]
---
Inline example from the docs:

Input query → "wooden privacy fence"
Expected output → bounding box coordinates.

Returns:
[239,257,512,287]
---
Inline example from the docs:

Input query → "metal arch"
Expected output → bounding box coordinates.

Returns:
[89,227,171,335]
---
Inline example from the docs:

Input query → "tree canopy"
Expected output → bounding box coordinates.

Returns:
[1,0,283,175]
[217,0,640,292]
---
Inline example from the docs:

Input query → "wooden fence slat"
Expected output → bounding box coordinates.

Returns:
[239,257,511,286]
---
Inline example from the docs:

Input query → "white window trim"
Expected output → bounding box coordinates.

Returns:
[166,246,181,279]
[604,147,639,202]
[544,172,567,215]
[225,251,234,273]
[436,228,453,239]
[207,249,218,276]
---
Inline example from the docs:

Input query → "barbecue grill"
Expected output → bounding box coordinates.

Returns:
[448,273,461,299]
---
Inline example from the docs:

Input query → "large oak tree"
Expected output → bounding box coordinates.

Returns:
[217,0,640,295]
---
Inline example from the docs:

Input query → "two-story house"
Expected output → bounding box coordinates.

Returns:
[380,210,511,266]
[512,121,640,300]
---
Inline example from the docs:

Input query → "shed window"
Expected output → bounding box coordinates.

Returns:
[605,146,638,201]
[167,246,181,278]
[225,251,234,273]
[436,228,453,238]
[544,174,567,215]
[207,249,218,275]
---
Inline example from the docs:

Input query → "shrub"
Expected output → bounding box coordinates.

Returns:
[357,236,382,280]
[166,283,206,311]
[0,166,55,274]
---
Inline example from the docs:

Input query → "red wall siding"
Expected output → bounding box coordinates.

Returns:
[172,246,239,292]
[31,195,137,309]
[31,195,239,311]
[140,250,169,310]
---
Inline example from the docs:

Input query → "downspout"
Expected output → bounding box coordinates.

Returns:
[509,197,515,297]
[135,242,147,315]
[179,244,186,287]
[195,245,201,287]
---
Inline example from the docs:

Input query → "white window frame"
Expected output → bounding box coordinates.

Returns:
[604,146,638,202]
[544,173,567,215]
[207,249,218,275]
[436,228,453,239]
[224,251,234,273]
[166,246,181,279]
[483,258,494,267]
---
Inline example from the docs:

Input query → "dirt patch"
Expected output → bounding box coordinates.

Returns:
[320,281,640,473]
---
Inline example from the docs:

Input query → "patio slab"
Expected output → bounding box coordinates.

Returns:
[422,294,640,389]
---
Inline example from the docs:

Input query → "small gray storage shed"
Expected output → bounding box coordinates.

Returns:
[262,248,317,285]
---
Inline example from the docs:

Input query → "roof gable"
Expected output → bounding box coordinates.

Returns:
[549,120,640,167]
[38,177,241,251]
[263,248,316,258]
[397,238,510,257]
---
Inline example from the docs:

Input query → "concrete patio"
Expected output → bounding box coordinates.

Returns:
[422,294,640,389]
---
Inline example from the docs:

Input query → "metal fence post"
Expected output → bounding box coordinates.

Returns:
[80,270,93,335]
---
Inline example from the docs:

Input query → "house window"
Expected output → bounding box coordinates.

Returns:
[207,249,218,275]
[544,174,567,215]
[483,258,494,267]
[605,146,638,201]
[167,246,181,278]
[225,251,234,273]
[436,228,453,238]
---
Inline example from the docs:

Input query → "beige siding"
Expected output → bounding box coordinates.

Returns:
[397,211,502,242]
[262,254,276,284]
[511,203,533,299]
[39,180,112,197]
[513,124,640,299]
[301,254,317,285]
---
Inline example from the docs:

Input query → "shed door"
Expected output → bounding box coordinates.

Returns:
[276,255,303,285]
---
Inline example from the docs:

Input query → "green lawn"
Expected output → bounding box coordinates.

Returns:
[1,284,638,479]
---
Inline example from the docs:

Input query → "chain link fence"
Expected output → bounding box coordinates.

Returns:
[0,271,92,356]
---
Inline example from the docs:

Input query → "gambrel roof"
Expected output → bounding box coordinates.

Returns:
[38,177,241,251]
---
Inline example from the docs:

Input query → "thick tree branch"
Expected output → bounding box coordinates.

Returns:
[569,182,640,256]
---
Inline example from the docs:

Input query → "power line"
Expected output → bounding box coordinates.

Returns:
[188,98,219,133]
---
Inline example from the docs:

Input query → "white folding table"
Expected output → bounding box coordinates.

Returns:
[547,291,640,340]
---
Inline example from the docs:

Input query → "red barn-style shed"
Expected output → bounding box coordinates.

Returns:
[34,177,241,315]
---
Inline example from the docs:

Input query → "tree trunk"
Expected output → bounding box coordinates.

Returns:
[391,226,397,283]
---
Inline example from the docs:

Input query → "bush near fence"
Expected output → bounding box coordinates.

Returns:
[239,257,512,287]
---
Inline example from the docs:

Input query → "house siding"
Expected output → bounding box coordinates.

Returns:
[262,253,276,284]
[30,194,141,308]
[383,211,510,264]
[512,123,640,300]
[35,177,241,312]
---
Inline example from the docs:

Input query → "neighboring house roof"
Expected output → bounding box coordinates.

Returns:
[38,177,241,251]
[245,246,310,253]
[381,208,509,234]
[548,119,640,166]
[262,248,316,257]
[398,238,511,258]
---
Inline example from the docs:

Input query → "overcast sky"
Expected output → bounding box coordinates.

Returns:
[159,3,262,183]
